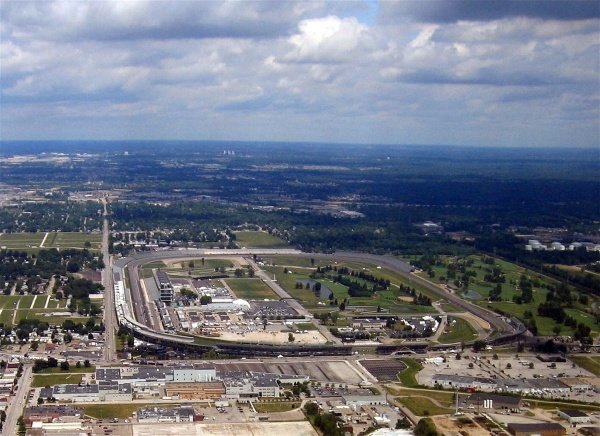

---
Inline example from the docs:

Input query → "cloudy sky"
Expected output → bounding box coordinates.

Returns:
[1,0,598,147]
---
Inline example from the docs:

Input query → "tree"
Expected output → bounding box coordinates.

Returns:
[472,340,486,352]
[76,361,81,369]
[339,302,346,311]
[200,295,212,305]
[304,402,319,416]
[506,363,512,369]
[414,418,438,436]
[288,332,295,342]
[248,266,255,278]
[17,416,26,436]
[396,417,411,429]
[84,360,91,368]
[30,341,39,351]
[60,360,70,371]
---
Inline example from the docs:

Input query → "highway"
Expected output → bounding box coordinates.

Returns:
[101,198,118,363]
[4,365,32,436]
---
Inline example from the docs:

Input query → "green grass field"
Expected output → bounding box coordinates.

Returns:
[82,403,173,419]
[396,396,452,416]
[0,232,45,248]
[264,264,437,314]
[0,232,101,250]
[234,231,288,248]
[397,358,423,388]
[264,256,323,268]
[414,254,599,338]
[438,317,478,344]
[253,402,301,413]
[48,232,102,249]
[224,278,279,299]
[33,295,50,309]
[141,261,166,269]
[569,356,600,376]
[32,373,83,388]
[35,365,96,374]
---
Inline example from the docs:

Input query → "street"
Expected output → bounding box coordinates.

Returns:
[101,198,118,363]
[3,365,32,436]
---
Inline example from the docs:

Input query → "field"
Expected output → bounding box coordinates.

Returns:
[416,254,599,338]
[234,231,288,248]
[396,396,452,416]
[438,317,478,344]
[0,294,93,326]
[47,232,101,250]
[264,263,437,314]
[569,356,600,376]
[396,358,423,388]
[32,373,83,388]
[253,401,301,413]
[0,232,45,248]
[164,258,235,278]
[0,232,101,250]
[416,255,549,302]
[264,256,323,268]
[35,366,96,374]
[82,403,173,419]
[224,278,279,300]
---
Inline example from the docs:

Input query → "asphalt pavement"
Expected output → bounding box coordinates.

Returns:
[3,365,32,436]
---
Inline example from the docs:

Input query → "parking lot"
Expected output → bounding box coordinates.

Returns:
[417,353,599,401]
[359,359,407,381]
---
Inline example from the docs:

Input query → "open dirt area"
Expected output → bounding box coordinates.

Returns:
[217,329,327,345]
[132,421,316,436]
[432,415,490,436]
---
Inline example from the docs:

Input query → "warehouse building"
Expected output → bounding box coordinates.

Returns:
[557,409,591,425]
[507,422,566,436]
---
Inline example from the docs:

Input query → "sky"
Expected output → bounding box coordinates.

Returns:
[1,0,599,147]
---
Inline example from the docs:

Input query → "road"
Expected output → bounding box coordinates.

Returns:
[127,262,162,331]
[3,365,32,436]
[101,198,118,362]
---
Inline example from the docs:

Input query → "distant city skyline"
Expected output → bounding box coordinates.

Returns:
[1,0,599,147]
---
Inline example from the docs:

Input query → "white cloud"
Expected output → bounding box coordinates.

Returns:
[0,1,598,147]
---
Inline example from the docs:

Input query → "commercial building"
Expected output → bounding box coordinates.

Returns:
[342,391,387,407]
[40,384,99,402]
[432,374,496,390]
[98,381,133,401]
[137,406,196,423]
[156,271,173,304]
[24,405,83,425]
[557,409,591,425]
[222,372,282,401]
[507,422,566,436]
[465,393,521,411]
